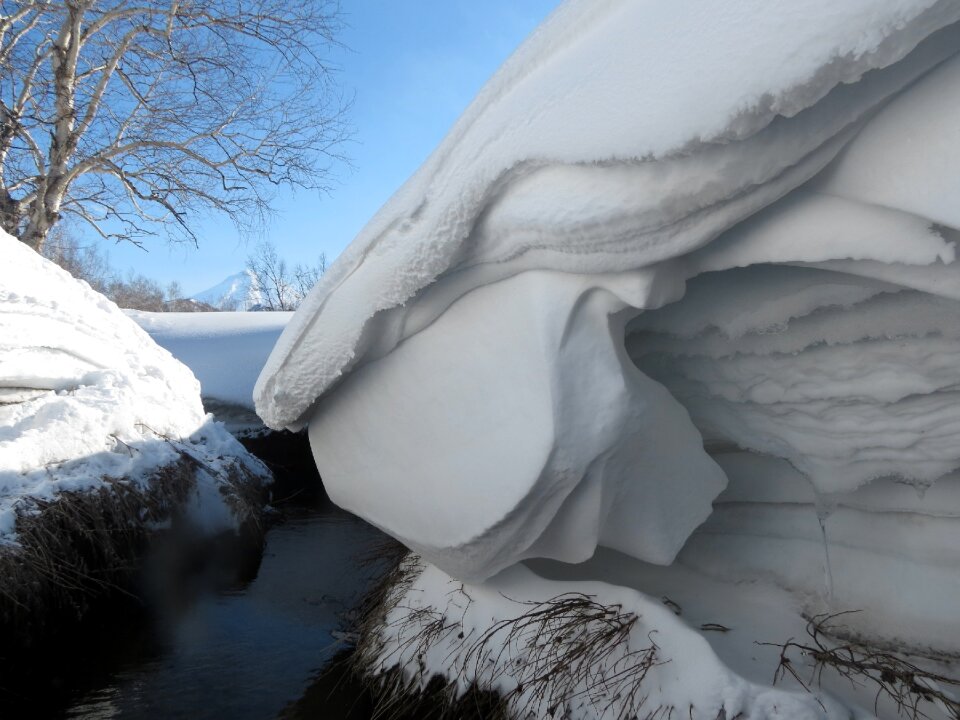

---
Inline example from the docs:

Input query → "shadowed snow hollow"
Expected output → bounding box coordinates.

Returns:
[256,0,960,684]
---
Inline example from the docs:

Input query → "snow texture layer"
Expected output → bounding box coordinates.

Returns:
[0,233,267,540]
[257,0,960,690]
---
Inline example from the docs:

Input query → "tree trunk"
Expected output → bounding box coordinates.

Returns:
[20,198,56,251]
[20,222,47,251]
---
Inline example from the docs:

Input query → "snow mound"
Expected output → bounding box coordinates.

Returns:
[368,559,863,720]
[0,233,266,539]
[256,0,960,696]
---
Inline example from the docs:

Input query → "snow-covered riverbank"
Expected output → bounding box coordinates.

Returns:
[0,232,271,658]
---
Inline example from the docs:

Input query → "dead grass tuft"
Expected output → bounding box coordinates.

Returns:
[0,449,266,654]
[349,553,674,720]
[764,612,960,720]
[464,592,664,719]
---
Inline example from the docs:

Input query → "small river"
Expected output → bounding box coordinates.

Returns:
[56,493,387,720]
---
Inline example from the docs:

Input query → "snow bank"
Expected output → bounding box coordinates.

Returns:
[255,0,960,714]
[257,0,960,429]
[0,233,267,540]
[131,310,291,412]
[367,559,858,720]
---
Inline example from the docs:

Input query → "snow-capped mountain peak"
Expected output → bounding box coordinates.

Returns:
[190,270,262,311]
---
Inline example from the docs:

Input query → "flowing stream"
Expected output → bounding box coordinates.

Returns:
[56,491,387,720]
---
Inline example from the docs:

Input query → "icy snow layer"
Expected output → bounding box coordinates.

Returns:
[618,52,960,652]
[257,0,960,683]
[0,233,267,539]
[628,269,960,652]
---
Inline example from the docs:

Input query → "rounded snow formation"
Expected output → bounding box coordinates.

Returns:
[257,0,960,649]
[0,232,263,539]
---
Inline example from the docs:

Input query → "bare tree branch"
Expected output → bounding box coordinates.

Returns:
[0,0,347,251]
[245,239,324,310]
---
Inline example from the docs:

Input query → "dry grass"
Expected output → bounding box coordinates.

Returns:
[764,612,960,720]
[464,592,664,719]
[0,449,266,654]
[340,547,509,720]
[348,552,676,720]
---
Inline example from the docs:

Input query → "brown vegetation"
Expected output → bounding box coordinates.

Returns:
[0,449,265,656]
[766,612,960,720]
[41,225,214,310]
[346,550,673,720]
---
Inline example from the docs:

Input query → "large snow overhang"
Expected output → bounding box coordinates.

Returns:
[253,0,960,637]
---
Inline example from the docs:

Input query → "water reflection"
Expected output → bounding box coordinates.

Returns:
[64,498,387,720]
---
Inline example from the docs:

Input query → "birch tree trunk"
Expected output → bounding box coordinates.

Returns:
[0,0,346,252]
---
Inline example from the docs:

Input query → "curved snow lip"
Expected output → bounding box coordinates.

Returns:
[305,270,725,582]
[254,0,960,431]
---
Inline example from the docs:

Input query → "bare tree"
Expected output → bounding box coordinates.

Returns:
[246,239,324,310]
[105,271,165,309]
[292,250,325,301]
[0,0,347,252]
[41,221,110,290]
[246,238,291,310]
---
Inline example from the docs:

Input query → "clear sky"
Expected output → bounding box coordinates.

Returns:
[100,0,561,296]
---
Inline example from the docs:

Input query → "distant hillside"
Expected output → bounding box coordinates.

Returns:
[190,270,263,311]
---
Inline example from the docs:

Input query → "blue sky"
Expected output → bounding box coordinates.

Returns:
[102,0,560,295]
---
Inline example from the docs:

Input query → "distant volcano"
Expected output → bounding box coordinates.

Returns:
[190,270,263,311]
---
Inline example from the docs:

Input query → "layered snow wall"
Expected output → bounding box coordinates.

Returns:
[256,0,960,661]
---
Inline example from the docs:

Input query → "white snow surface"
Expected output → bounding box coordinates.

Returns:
[257,0,960,429]
[190,270,262,311]
[130,310,291,411]
[254,1,960,713]
[375,560,862,720]
[0,233,267,540]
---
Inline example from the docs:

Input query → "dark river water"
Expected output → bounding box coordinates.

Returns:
[55,495,387,720]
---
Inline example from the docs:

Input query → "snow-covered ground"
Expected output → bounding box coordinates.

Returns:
[367,559,862,720]
[131,310,291,413]
[0,233,268,543]
[254,0,960,717]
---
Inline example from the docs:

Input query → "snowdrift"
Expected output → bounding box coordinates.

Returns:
[0,232,268,541]
[256,0,960,716]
